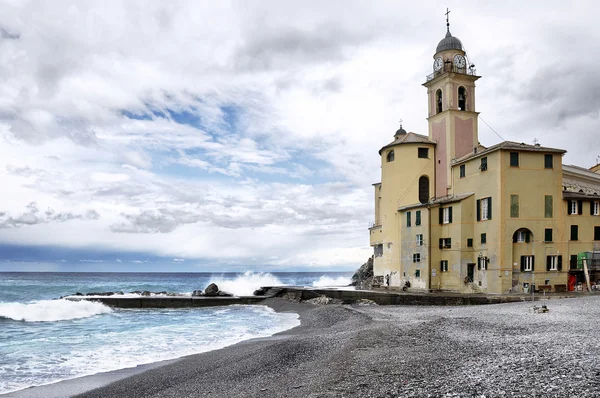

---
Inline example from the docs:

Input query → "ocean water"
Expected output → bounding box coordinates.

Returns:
[0,271,352,395]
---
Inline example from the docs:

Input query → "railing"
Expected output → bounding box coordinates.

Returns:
[426,65,477,82]
[369,221,382,228]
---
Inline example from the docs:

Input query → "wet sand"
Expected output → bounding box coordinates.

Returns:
[6,296,600,397]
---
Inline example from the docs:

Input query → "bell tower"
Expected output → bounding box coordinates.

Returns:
[423,9,480,198]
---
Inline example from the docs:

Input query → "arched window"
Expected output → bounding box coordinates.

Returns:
[436,89,442,114]
[418,176,429,204]
[458,86,467,111]
[386,150,395,162]
[512,228,534,243]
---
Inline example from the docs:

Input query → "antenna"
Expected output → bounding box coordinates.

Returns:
[533,138,539,145]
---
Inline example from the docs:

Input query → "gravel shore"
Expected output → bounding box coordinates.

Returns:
[11,296,600,397]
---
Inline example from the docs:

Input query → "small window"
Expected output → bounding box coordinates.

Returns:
[436,89,442,114]
[544,154,553,169]
[516,231,526,242]
[510,195,519,218]
[467,238,473,247]
[570,255,579,270]
[510,152,519,167]
[415,210,421,226]
[440,260,448,272]
[480,157,488,172]
[477,256,488,270]
[458,86,466,111]
[406,212,411,227]
[592,201,599,216]
[545,195,553,218]
[570,225,579,241]
[416,234,423,246]
[568,200,582,215]
[459,164,465,178]
[595,226,600,241]
[439,238,451,249]
[521,255,534,272]
[546,255,562,271]
[386,150,395,162]
[415,269,421,278]
[544,228,553,242]
[418,176,429,204]
[477,197,492,221]
[570,200,578,215]
[439,206,453,224]
[481,233,487,244]
[418,148,429,158]
[413,253,421,263]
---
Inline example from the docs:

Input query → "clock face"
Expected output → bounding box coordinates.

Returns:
[433,57,443,71]
[453,54,466,68]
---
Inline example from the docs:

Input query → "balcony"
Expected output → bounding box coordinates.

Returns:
[369,223,382,246]
[570,259,600,271]
[426,64,478,82]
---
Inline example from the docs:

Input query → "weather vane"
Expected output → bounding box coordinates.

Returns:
[399,118,403,129]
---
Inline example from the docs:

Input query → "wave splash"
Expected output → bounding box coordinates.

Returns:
[312,275,352,287]
[0,299,112,322]
[210,271,283,296]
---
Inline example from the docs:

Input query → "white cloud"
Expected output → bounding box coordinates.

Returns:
[0,1,598,269]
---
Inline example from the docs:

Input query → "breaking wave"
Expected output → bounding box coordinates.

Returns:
[312,275,352,287]
[0,299,112,322]
[209,271,283,296]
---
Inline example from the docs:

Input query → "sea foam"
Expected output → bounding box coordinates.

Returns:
[0,299,112,322]
[210,271,283,296]
[312,275,352,287]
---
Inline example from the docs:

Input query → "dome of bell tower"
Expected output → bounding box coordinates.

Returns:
[436,30,463,53]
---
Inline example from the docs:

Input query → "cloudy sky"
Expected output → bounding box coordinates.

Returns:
[0,1,598,272]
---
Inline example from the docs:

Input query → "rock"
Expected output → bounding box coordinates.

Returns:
[218,291,233,297]
[350,256,374,289]
[204,283,219,296]
[74,292,83,296]
[304,295,342,305]
[141,290,151,296]
[253,287,267,296]
[192,290,204,297]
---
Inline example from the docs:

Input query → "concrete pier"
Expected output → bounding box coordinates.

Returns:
[64,286,552,308]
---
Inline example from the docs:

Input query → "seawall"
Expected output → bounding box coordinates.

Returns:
[64,286,548,308]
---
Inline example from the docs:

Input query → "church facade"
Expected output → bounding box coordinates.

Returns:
[369,22,600,294]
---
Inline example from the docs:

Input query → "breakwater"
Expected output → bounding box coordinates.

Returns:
[65,286,544,308]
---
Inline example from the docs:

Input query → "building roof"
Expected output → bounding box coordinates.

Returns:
[453,141,566,165]
[398,192,474,212]
[436,29,463,53]
[563,191,600,200]
[379,132,436,155]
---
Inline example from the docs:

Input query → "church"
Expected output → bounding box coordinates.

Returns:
[368,17,600,294]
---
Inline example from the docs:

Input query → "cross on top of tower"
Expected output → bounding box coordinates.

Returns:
[399,118,403,129]
[445,8,451,32]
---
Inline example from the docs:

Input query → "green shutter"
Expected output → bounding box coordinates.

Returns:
[557,255,562,271]
[545,228,552,242]
[595,226,600,241]
[416,210,421,226]
[578,200,583,215]
[531,256,535,271]
[545,195,553,218]
[571,225,578,241]
[520,256,525,272]
[448,206,453,223]
[407,212,411,227]
[488,197,492,220]
[439,208,443,224]
[476,199,481,221]
[510,195,519,218]
[546,256,551,271]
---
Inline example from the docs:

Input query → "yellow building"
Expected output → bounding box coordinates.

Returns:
[369,21,600,294]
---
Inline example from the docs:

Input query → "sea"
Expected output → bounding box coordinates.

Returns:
[0,271,353,395]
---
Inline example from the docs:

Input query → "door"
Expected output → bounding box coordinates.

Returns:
[467,263,475,283]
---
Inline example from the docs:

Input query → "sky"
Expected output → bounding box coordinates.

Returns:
[0,1,599,272]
